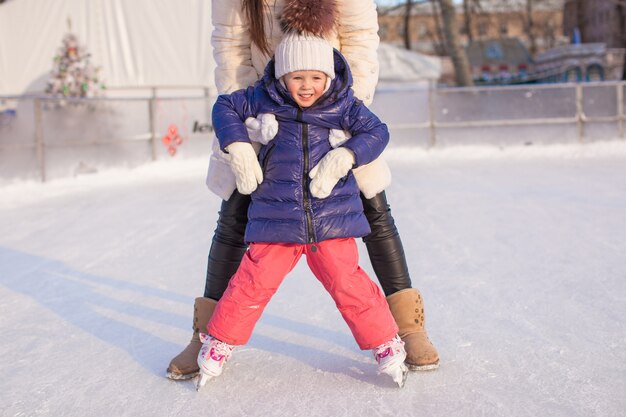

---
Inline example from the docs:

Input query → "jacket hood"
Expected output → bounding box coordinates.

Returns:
[262,48,353,108]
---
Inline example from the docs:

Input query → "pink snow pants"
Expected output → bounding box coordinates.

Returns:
[207,238,399,350]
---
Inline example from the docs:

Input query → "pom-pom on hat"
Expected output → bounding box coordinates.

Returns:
[274,0,338,80]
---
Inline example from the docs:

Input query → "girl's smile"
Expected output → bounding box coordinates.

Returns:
[283,70,328,108]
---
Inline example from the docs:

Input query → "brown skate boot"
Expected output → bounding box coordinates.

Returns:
[166,297,217,380]
[387,288,439,371]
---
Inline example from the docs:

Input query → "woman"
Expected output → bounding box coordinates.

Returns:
[166,0,439,381]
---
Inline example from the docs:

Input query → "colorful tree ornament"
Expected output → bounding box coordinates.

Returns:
[45,19,105,100]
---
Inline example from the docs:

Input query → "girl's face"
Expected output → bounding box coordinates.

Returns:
[283,70,328,108]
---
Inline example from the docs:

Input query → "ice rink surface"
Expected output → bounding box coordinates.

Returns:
[1,142,625,417]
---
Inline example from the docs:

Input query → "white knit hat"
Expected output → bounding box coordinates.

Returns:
[274,33,335,80]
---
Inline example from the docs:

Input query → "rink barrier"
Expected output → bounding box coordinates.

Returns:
[1,82,625,182]
[0,86,214,182]
[372,80,626,148]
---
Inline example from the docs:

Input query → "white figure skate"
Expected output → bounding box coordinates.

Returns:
[196,333,234,391]
[373,335,409,388]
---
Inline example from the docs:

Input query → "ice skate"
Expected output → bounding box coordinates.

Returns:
[196,333,234,391]
[373,335,409,388]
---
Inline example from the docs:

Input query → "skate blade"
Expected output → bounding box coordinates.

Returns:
[386,363,409,388]
[406,361,439,372]
[196,372,212,391]
[166,369,199,381]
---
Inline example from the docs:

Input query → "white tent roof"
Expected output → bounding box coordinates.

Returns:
[0,0,215,95]
[0,1,440,96]
[377,42,442,83]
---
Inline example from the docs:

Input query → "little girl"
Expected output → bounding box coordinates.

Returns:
[197,18,408,390]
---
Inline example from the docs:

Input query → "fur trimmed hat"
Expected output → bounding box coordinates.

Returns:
[274,0,338,80]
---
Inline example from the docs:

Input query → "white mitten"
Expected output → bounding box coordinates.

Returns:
[244,117,263,142]
[244,113,278,145]
[259,113,278,144]
[225,142,263,195]
[309,147,355,199]
[328,129,351,148]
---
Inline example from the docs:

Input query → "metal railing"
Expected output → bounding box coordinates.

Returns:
[370,80,626,148]
[436,81,625,143]
[0,86,215,182]
[1,81,625,182]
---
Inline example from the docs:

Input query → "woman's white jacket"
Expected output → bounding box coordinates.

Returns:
[208,0,391,201]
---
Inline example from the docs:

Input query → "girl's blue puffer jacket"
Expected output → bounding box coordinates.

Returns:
[212,49,389,244]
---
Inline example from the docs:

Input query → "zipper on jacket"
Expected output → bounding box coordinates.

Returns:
[298,109,316,243]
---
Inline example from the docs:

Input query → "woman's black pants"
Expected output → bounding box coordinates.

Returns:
[203,190,412,300]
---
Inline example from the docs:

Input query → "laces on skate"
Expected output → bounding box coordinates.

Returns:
[196,334,234,391]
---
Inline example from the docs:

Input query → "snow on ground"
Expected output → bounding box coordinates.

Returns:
[1,142,625,417]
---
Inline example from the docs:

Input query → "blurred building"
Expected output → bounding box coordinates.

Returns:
[378,0,566,56]
[542,0,626,82]
[533,43,625,82]
[467,39,625,84]
[465,37,534,83]
[563,0,626,48]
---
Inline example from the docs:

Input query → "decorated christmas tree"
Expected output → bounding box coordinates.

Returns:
[45,21,105,98]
